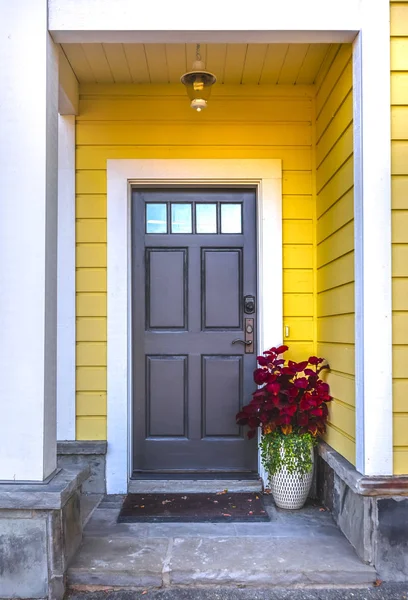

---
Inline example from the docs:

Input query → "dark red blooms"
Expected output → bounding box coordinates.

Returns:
[236,345,332,439]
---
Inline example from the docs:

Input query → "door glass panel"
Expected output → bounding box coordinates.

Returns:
[146,203,167,233]
[196,203,217,233]
[221,203,242,234]
[171,203,192,233]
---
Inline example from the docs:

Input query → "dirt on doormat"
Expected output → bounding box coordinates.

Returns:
[117,492,270,523]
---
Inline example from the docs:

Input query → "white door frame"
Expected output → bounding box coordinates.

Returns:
[106,159,282,494]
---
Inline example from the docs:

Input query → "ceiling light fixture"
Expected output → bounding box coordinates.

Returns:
[180,44,217,112]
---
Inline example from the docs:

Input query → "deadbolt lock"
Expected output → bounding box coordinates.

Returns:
[244,295,256,314]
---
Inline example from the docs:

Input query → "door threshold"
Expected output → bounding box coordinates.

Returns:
[131,472,259,481]
[128,478,263,494]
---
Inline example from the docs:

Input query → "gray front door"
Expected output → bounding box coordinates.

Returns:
[131,188,258,476]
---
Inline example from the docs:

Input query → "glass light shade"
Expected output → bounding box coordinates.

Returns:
[180,69,217,111]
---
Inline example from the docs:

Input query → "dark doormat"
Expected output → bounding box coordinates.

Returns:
[117,492,270,523]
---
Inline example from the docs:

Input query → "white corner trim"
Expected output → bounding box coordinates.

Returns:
[353,0,393,475]
[106,159,282,494]
[57,115,76,441]
[58,48,79,115]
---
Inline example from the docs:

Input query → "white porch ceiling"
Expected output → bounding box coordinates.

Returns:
[61,43,335,85]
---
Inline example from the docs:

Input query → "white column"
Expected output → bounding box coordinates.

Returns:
[57,115,76,441]
[0,1,59,481]
[353,0,393,475]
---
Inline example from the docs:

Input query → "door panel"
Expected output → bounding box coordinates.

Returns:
[132,189,257,475]
[202,249,242,329]
[202,355,242,437]
[146,248,187,329]
[146,355,188,437]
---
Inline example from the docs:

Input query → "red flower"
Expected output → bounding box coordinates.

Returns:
[257,356,270,367]
[236,345,331,438]
[304,368,316,376]
[253,368,269,385]
[266,382,280,395]
[280,404,297,417]
[294,377,308,389]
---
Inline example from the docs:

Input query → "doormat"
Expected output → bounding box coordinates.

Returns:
[117,492,270,523]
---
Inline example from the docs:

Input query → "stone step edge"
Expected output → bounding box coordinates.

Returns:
[127,479,263,494]
[68,567,377,589]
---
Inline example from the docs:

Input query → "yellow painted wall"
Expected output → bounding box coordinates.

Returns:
[391,1,408,474]
[315,45,355,465]
[75,83,315,439]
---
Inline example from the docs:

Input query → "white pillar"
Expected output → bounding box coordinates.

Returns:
[353,0,393,475]
[57,115,76,441]
[0,1,59,481]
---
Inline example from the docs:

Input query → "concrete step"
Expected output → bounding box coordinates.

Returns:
[128,479,263,494]
[68,535,376,589]
[68,500,376,590]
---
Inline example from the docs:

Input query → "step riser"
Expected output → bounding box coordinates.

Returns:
[68,571,375,588]
[128,480,263,494]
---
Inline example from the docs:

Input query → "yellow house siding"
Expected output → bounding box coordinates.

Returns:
[75,84,315,439]
[391,0,408,474]
[315,45,355,465]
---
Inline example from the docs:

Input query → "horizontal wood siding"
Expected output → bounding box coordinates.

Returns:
[75,84,314,440]
[315,45,355,465]
[391,1,408,474]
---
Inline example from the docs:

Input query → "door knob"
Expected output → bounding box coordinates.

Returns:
[232,339,252,346]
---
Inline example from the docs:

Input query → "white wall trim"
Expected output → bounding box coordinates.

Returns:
[107,159,282,494]
[57,115,76,441]
[353,0,393,475]
[49,0,361,43]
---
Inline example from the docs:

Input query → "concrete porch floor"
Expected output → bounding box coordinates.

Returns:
[68,494,376,591]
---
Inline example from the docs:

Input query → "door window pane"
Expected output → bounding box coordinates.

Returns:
[171,203,192,233]
[196,203,217,233]
[221,203,242,234]
[146,203,167,233]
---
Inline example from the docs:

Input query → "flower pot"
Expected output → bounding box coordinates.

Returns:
[269,443,314,510]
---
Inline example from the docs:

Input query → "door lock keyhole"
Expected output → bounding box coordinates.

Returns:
[244,295,256,314]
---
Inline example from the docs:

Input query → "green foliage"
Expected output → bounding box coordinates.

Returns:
[260,430,316,476]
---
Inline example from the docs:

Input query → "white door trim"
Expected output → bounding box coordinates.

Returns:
[106,159,282,494]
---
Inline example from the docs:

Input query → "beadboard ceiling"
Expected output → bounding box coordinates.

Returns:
[61,43,336,85]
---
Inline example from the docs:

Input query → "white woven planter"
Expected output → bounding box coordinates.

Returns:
[269,444,314,510]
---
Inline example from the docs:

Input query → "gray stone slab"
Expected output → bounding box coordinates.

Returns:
[64,583,408,600]
[57,441,107,494]
[84,508,149,538]
[81,493,103,526]
[376,497,408,581]
[169,537,376,586]
[68,536,169,587]
[0,467,90,510]
[63,490,83,564]
[99,494,126,508]
[318,442,408,496]
[145,522,238,538]
[58,453,106,494]
[58,440,107,455]
[232,521,340,538]
[128,480,262,494]
[68,493,377,590]
[0,517,48,598]
[332,474,375,564]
